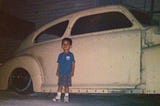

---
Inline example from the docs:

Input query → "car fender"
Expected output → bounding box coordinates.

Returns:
[0,55,44,92]
[142,46,160,93]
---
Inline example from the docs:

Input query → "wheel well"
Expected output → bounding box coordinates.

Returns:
[0,55,44,92]
[8,68,33,93]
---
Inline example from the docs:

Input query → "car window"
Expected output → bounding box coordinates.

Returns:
[35,20,69,43]
[71,12,133,36]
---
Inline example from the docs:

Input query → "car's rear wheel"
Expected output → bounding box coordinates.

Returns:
[9,68,33,94]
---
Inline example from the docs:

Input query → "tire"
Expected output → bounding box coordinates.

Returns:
[9,68,33,94]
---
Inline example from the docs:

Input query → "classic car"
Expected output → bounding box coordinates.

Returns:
[0,5,160,94]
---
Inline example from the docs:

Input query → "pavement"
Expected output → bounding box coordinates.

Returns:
[0,91,160,106]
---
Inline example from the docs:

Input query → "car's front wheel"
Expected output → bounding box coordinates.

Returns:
[9,68,33,94]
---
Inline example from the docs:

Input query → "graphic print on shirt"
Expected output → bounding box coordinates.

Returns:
[66,56,70,60]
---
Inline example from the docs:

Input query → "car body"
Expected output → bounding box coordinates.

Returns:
[0,5,160,94]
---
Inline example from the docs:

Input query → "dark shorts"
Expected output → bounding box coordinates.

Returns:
[58,75,72,86]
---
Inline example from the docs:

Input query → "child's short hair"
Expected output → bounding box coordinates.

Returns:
[62,38,72,45]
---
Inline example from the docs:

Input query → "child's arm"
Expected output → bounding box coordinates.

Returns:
[56,64,60,76]
[71,62,75,77]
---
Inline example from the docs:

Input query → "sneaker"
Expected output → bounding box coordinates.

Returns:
[52,96,61,102]
[64,96,69,103]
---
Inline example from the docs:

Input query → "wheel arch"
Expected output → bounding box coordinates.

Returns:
[0,55,44,92]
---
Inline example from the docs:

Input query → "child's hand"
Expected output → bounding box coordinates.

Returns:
[71,72,74,77]
[56,72,59,76]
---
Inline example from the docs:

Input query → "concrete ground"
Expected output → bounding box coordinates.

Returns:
[0,91,160,106]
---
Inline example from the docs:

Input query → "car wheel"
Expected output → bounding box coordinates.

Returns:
[9,68,33,94]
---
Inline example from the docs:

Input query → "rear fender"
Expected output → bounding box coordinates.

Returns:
[142,46,160,94]
[0,55,44,92]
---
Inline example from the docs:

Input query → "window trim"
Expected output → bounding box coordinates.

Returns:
[70,26,135,40]
[33,20,69,44]
[70,11,133,36]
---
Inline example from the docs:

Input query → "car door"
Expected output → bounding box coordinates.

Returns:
[31,20,69,85]
[70,11,141,88]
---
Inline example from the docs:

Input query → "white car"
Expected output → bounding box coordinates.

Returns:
[0,5,160,94]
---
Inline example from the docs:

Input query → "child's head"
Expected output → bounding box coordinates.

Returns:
[61,38,72,52]
[62,38,72,45]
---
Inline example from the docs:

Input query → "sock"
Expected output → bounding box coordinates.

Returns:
[57,92,61,98]
[65,93,69,97]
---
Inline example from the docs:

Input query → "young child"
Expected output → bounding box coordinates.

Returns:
[53,38,75,103]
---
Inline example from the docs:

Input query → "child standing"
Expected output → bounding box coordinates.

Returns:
[53,38,75,103]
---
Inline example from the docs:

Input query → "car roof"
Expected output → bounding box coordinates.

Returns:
[17,5,139,52]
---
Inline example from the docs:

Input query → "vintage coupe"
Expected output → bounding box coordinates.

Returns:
[0,5,160,94]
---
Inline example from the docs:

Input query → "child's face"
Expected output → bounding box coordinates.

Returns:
[62,40,71,52]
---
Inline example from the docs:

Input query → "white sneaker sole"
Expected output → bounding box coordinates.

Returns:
[52,98,61,102]
[64,100,69,103]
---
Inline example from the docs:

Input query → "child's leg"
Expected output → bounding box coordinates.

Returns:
[64,75,71,96]
[64,86,69,94]
[55,75,63,99]
[56,85,63,98]
[58,85,63,93]
[53,85,63,101]
[64,86,69,102]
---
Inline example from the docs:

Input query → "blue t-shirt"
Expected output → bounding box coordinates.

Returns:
[57,52,75,75]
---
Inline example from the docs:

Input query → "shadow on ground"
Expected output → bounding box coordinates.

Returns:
[0,90,160,106]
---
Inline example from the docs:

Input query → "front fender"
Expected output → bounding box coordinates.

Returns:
[0,55,44,92]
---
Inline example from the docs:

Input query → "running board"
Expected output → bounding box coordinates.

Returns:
[41,84,143,94]
[70,84,141,94]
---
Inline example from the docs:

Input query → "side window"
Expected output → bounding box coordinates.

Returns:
[71,12,133,36]
[35,20,69,43]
